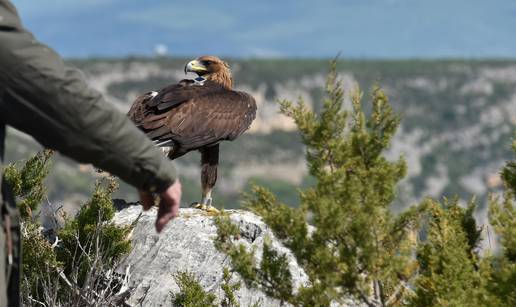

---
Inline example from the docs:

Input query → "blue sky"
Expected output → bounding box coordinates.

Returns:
[11,0,516,59]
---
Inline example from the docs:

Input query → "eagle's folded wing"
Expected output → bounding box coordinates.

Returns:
[166,90,256,150]
[128,81,256,152]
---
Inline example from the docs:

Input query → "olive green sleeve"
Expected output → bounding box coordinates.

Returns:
[0,4,177,192]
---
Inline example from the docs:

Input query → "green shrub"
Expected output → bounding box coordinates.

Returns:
[3,149,53,220]
[213,60,516,307]
[487,136,516,306]
[4,151,132,305]
[410,198,495,306]
[56,177,131,285]
[172,268,244,307]
[214,60,417,306]
[172,271,218,307]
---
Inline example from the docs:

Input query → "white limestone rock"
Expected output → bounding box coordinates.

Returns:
[112,205,309,306]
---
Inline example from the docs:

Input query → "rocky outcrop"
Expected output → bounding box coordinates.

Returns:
[112,205,310,306]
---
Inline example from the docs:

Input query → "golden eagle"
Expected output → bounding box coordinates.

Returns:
[128,56,256,212]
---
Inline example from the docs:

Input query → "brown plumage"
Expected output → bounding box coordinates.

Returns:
[127,56,256,211]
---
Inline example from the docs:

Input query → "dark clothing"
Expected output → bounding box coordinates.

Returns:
[0,1,177,194]
[0,0,177,305]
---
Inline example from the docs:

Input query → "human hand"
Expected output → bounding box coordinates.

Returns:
[139,179,182,233]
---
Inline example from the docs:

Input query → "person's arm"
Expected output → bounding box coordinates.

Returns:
[0,2,180,230]
[0,8,175,192]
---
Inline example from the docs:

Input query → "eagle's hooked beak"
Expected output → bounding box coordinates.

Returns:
[184,59,208,75]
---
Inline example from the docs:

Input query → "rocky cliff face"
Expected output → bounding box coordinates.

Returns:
[112,205,313,306]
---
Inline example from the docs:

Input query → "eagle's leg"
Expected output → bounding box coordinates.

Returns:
[191,144,220,214]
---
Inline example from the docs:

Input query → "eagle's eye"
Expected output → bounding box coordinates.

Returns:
[203,60,213,65]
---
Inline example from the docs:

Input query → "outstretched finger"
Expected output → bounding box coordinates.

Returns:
[155,199,178,233]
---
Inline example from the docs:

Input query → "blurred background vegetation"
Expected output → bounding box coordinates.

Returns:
[5,58,516,218]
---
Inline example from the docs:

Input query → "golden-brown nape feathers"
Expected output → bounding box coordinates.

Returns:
[197,55,233,89]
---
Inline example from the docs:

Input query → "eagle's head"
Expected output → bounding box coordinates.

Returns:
[185,56,233,89]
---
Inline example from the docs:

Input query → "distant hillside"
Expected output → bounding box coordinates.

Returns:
[5,58,516,212]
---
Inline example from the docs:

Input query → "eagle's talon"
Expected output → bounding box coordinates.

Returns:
[190,202,219,214]
[206,206,220,214]
[190,202,207,210]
